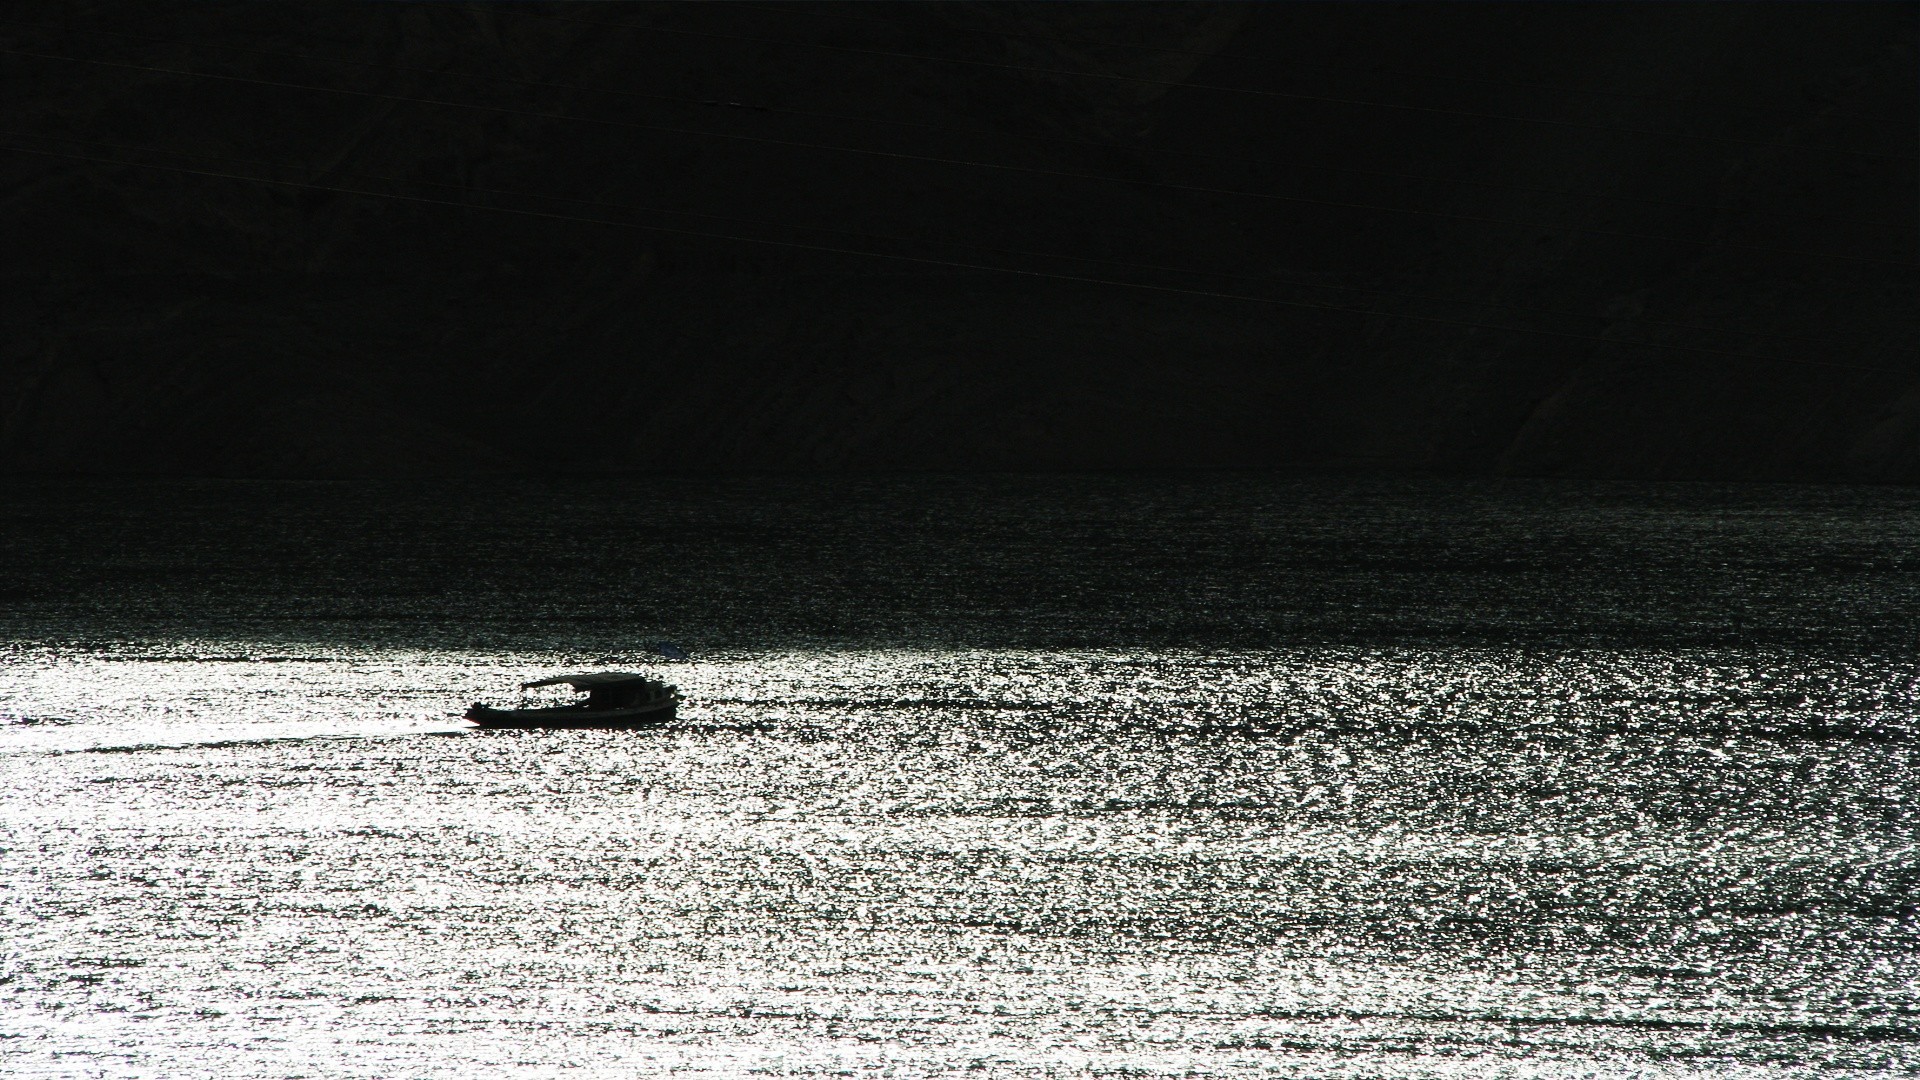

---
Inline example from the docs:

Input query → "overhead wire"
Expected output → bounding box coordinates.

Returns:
[5,15,1897,229]
[2,125,1879,354]
[3,141,1906,378]
[4,44,1905,267]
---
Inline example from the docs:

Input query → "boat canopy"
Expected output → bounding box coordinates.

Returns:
[521,672,651,690]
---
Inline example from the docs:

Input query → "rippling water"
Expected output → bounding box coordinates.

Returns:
[2,477,1916,1076]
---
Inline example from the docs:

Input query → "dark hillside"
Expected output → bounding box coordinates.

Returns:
[2,2,1914,478]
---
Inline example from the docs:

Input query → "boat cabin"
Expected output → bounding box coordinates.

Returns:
[521,671,661,710]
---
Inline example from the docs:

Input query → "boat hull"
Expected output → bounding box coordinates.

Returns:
[464,700,677,729]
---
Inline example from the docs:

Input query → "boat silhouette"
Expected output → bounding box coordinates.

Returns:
[465,672,679,728]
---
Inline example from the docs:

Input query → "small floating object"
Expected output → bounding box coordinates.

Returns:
[648,641,691,661]
[464,672,679,729]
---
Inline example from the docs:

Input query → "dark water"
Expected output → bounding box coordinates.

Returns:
[9,473,1920,652]
[1,475,1915,1077]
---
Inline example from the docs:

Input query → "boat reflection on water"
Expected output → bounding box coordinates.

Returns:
[463,671,679,728]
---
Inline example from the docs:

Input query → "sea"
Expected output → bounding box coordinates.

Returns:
[1,474,1914,1078]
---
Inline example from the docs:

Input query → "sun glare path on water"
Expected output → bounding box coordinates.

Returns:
[2,639,1913,1077]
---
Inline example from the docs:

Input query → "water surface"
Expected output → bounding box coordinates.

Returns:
[2,476,1915,1076]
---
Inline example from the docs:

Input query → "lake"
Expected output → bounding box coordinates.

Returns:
[2,475,1915,1077]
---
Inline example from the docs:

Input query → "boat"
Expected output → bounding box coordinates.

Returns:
[464,671,679,729]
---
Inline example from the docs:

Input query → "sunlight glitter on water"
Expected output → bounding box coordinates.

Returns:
[2,640,1915,1077]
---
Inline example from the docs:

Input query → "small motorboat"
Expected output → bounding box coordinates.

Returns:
[465,671,679,729]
